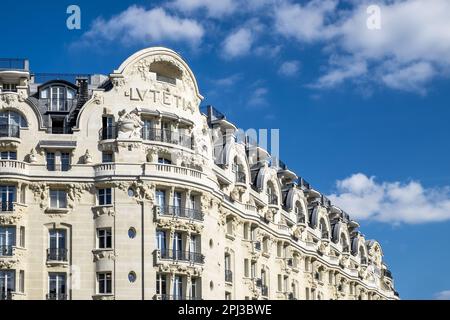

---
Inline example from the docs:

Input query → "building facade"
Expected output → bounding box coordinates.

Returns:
[0,48,397,300]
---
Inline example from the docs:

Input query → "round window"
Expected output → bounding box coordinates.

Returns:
[128,271,137,283]
[128,188,135,197]
[128,227,136,239]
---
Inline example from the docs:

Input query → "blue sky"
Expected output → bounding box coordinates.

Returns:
[2,0,450,299]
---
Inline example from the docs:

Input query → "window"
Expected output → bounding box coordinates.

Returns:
[0,110,27,130]
[244,259,249,278]
[102,117,115,140]
[191,278,199,299]
[0,226,16,256]
[50,190,67,208]
[49,229,66,261]
[0,186,15,211]
[46,152,55,171]
[156,189,166,212]
[48,273,66,300]
[60,152,71,171]
[98,228,112,249]
[158,157,171,164]
[225,292,231,300]
[172,232,182,259]
[19,226,25,247]
[156,274,167,296]
[2,83,17,92]
[250,261,257,279]
[173,275,182,300]
[305,288,310,300]
[19,270,24,293]
[48,86,72,111]
[0,270,15,298]
[102,152,113,163]
[142,120,153,140]
[98,272,112,294]
[277,275,282,292]
[0,151,17,160]
[98,188,112,205]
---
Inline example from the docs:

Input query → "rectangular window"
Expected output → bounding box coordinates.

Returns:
[156,190,166,212]
[102,152,113,163]
[19,226,25,247]
[98,272,112,294]
[305,288,310,300]
[225,292,231,300]
[0,185,15,211]
[0,151,17,160]
[277,275,282,292]
[46,152,55,171]
[173,191,182,215]
[98,188,112,206]
[158,157,171,164]
[244,259,249,278]
[61,153,71,171]
[102,117,114,140]
[156,274,167,296]
[191,278,199,299]
[156,230,166,253]
[19,270,24,293]
[0,226,16,256]
[48,273,66,300]
[98,228,112,249]
[250,261,256,279]
[0,270,15,297]
[50,190,67,208]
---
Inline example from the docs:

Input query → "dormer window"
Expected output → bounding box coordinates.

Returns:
[40,85,76,112]
[2,83,18,93]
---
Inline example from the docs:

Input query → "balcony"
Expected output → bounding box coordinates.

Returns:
[47,248,68,263]
[47,163,72,172]
[0,201,14,213]
[142,128,193,150]
[46,293,68,300]
[158,249,205,264]
[225,270,233,283]
[0,124,20,139]
[156,205,203,222]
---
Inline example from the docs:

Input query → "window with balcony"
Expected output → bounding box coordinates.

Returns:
[48,229,67,262]
[173,191,182,216]
[0,151,17,160]
[0,226,15,256]
[49,190,67,209]
[156,189,166,213]
[0,185,15,212]
[97,228,112,249]
[0,270,15,300]
[48,273,67,300]
[156,230,167,254]
[173,275,183,300]
[224,253,232,283]
[97,272,112,294]
[98,188,112,206]
[158,157,171,164]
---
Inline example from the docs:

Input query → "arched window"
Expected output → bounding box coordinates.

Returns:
[319,218,328,239]
[267,181,278,205]
[0,111,27,138]
[340,234,349,253]
[40,85,76,111]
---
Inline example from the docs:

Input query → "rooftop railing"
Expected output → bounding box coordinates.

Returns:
[32,73,91,84]
[0,58,28,71]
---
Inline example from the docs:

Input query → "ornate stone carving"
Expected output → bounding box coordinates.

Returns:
[158,264,203,277]
[92,250,117,262]
[0,259,20,269]
[117,108,143,139]
[28,148,37,163]
[67,183,95,208]
[29,183,48,209]
[92,92,103,105]
[92,205,115,218]
[156,218,203,233]
[116,180,154,203]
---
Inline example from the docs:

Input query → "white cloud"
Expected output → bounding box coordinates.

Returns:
[274,0,450,93]
[278,60,300,77]
[328,173,450,224]
[77,6,204,47]
[169,0,237,17]
[381,62,436,95]
[313,58,367,88]
[211,73,242,87]
[222,27,254,58]
[247,87,269,107]
[435,290,450,300]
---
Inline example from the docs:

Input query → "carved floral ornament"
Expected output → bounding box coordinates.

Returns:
[29,183,95,209]
[158,264,203,277]
[116,180,155,203]
[93,250,117,262]
[156,217,203,233]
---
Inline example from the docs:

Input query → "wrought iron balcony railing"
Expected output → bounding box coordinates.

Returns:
[0,202,14,212]
[0,124,20,138]
[142,128,193,150]
[158,205,203,221]
[155,294,202,300]
[0,245,13,256]
[159,249,204,264]
[47,248,68,262]
[46,293,68,300]
[0,291,13,301]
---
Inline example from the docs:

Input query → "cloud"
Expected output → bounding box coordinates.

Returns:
[273,0,450,93]
[247,87,269,107]
[222,27,255,58]
[435,290,450,300]
[169,0,237,17]
[75,6,204,47]
[327,173,450,224]
[312,58,367,88]
[210,73,242,87]
[278,60,300,77]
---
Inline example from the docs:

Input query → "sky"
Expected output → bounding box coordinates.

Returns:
[1,0,450,299]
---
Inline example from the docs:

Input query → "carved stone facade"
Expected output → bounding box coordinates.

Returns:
[0,47,397,300]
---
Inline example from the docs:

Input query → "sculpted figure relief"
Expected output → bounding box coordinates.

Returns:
[117,109,144,139]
